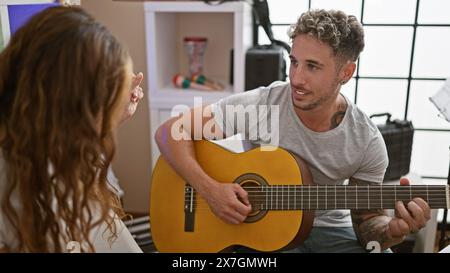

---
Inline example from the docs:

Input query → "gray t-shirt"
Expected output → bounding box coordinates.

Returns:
[211,81,388,227]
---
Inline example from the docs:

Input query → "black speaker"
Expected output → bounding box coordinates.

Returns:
[245,44,286,91]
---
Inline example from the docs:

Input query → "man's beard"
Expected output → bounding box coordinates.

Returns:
[292,79,341,111]
[293,92,334,111]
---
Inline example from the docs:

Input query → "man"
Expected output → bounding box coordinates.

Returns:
[155,9,431,253]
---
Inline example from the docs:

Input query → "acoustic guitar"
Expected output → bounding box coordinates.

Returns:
[150,140,449,253]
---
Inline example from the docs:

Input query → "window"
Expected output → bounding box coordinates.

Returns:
[0,19,4,50]
[0,4,6,51]
[264,0,450,182]
[0,1,59,51]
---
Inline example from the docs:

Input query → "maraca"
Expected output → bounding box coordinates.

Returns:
[191,74,224,91]
[173,74,214,91]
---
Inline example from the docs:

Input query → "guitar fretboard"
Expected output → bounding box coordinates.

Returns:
[236,185,450,210]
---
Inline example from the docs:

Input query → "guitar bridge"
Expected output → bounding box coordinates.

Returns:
[184,184,195,232]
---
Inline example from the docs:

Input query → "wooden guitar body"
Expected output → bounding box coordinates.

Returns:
[150,140,314,253]
[150,140,450,252]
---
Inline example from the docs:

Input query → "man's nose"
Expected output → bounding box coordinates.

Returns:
[290,65,307,86]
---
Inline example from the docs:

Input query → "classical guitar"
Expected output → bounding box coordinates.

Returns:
[150,140,449,253]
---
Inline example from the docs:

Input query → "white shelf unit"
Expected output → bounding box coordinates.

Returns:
[144,1,252,167]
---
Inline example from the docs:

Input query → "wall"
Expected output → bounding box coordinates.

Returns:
[81,0,151,213]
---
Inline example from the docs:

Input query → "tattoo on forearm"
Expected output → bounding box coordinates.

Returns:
[349,177,405,250]
[352,210,391,249]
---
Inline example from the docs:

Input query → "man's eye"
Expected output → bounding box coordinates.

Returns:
[308,64,318,70]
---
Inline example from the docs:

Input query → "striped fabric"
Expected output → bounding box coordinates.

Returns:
[123,215,156,253]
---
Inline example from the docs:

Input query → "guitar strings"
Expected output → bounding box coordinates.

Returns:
[184,196,447,203]
[183,192,447,201]
[183,191,448,199]
[184,185,447,193]
[181,185,449,210]
[183,191,448,196]
[181,203,448,211]
[184,198,448,210]
[184,204,448,211]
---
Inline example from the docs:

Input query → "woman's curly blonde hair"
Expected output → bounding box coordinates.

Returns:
[288,9,365,62]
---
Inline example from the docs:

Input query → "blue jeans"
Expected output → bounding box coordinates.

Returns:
[235,227,392,253]
[282,227,392,253]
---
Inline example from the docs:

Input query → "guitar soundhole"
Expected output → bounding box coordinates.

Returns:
[234,173,269,223]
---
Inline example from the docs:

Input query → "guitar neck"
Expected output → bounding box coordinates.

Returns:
[239,185,450,210]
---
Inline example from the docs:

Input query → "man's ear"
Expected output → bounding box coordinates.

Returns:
[341,62,356,82]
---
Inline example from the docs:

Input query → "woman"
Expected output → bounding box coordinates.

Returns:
[0,6,144,252]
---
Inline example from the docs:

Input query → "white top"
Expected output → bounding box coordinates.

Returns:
[0,150,142,252]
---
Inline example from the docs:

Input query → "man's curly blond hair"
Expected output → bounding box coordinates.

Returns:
[288,9,365,63]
